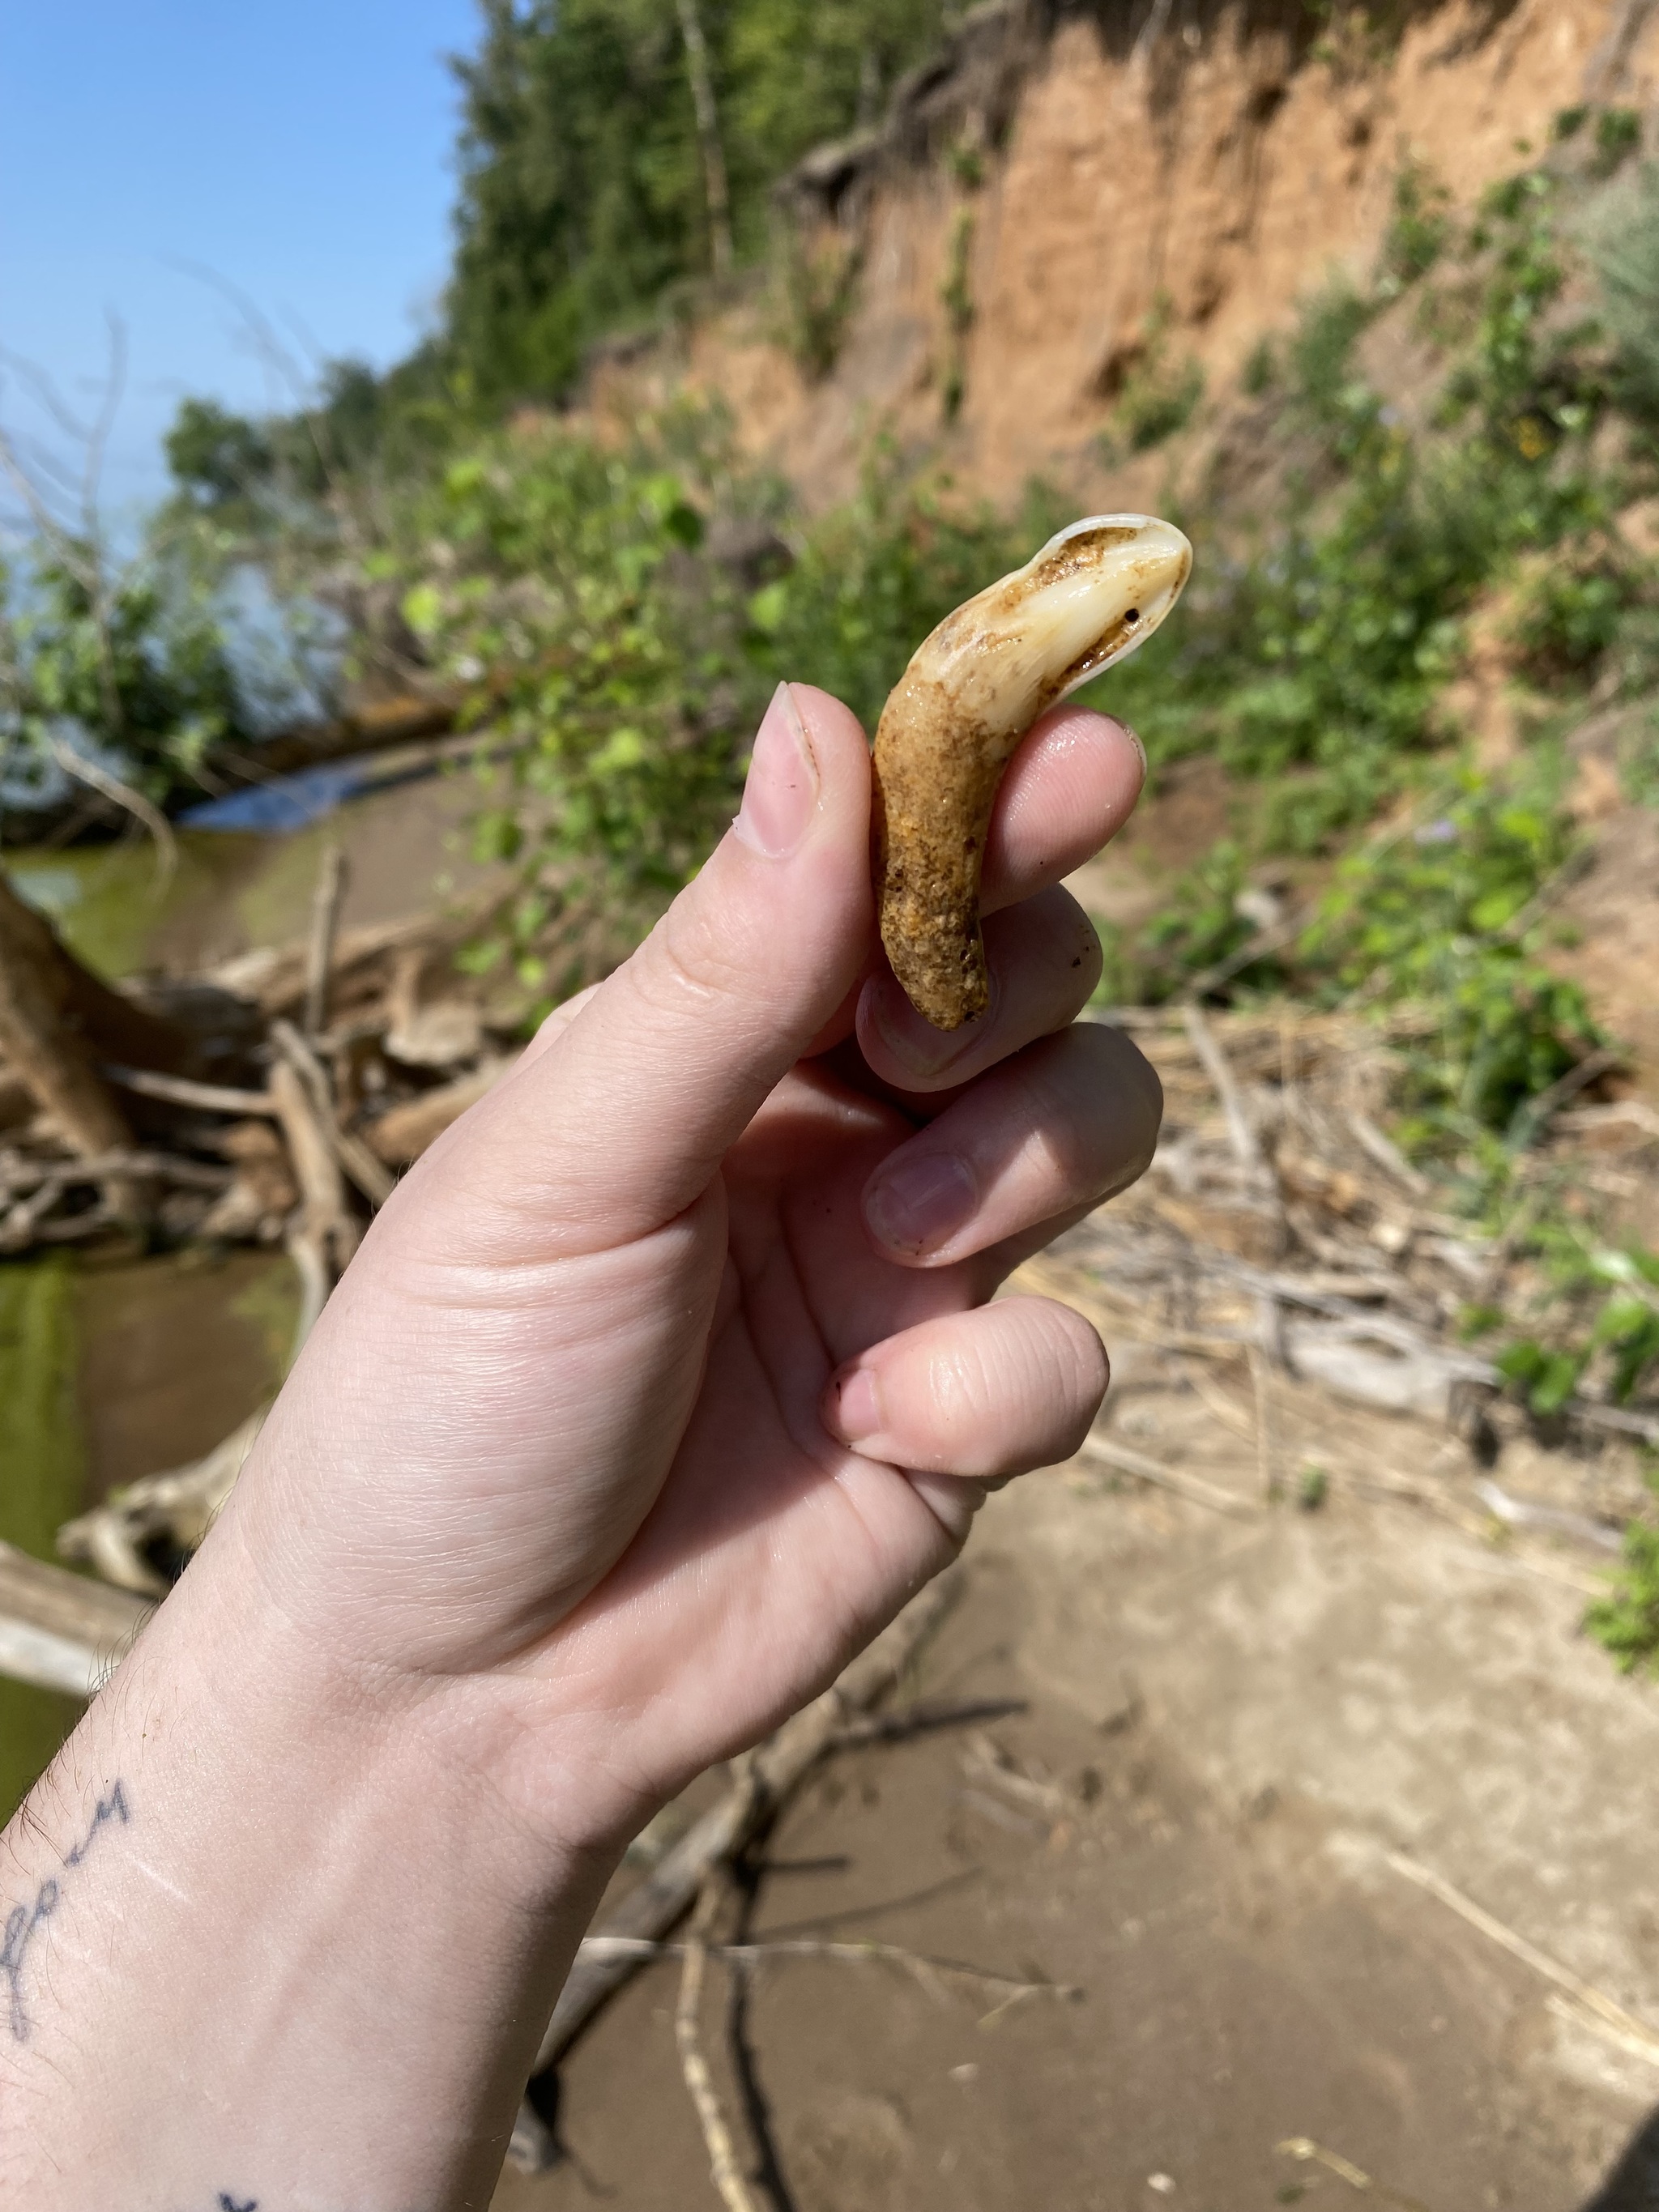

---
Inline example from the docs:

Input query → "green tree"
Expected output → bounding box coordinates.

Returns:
[443,0,952,403]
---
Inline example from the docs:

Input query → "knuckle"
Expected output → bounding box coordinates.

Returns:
[637,896,753,1017]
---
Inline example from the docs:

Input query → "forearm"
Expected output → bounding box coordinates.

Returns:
[0,1524,615,2211]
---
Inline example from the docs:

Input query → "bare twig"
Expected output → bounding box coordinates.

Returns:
[1247,1342,1277,1502]
[1385,1850,1659,2068]
[271,1019,394,1211]
[1508,1045,1623,1148]
[45,731,177,872]
[1183,1003,1268,1178]
[675,0,736,278]
[1076,1431,1259,1519]
[302,843,349,1039]
[1276,2137,1429,2211]
[676,1884,765,2212]
[270,1058,359,1274]
[103,1066,276,1116]
[578,1932,1082,2006]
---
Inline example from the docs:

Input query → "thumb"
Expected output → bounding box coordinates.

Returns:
[414,683,875,1247]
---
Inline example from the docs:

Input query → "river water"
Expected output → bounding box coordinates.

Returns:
[1,765,494,1820]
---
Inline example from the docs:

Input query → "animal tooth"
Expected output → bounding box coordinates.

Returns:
[872,513,1192,1031]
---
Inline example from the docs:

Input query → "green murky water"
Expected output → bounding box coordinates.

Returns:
[0,1250,299,1826]
[6,832,269,980]
[0,1260,85,1821]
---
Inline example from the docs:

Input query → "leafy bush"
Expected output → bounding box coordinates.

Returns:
[1298,769,1598,1153]
[1107,299,1205,454]
[1593,107,1643,180]
[0,533,255,810]
[1379,158,1453,292]
[388,410,769,956]
[385,412,1035,991]
[1586,1520,1659,1673]
[1505,545,1640,686]
[1585,160,1659,422]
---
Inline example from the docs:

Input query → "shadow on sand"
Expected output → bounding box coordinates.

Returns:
[1583,2108,1659,2210]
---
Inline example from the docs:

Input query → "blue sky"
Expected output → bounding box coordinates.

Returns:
[1,0,480,522]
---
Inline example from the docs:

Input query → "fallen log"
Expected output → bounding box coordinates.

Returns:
[0,1542,152,1699]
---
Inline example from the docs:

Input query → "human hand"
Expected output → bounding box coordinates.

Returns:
[219,682,1162,1852]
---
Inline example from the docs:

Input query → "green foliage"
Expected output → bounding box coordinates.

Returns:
[775,228,864,381]
[445,0,953,404]
[745,453,1040,734]
[940,205,976,423]
[1242,335,1277,395]
[1585,160,1659,423]
[1495,1235,1659,1417]
[1593,107,1643,180]
[386,407,766,945]
[1296,1465,1329,1512]
[1285,279,1376,433]
[1379,157,1452,293]
[1096,842,1260,1007]
[1585,1519,1659,1673]
[164,399,275,509]
[1106,297,1205,454]
[379,409,1035,987]
[1505,545,1642,687]
[0,534,254,808]
[1299,769,1598,1153]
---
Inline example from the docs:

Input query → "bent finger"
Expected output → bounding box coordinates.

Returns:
[821,1295,1108,1478]
[861,1022,1162,1264]
[855,885,1102,1094]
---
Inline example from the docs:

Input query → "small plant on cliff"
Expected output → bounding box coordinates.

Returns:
[1105,296,1205,454]
[1379,157,1453,293]
[939,205,976,423]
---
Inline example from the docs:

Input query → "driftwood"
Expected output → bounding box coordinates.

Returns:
[302,845,349,1040]
[0,1541,152,1698]
[56,1416,267,1599]
[0,869,139,1178]
[365,1059,507,1165]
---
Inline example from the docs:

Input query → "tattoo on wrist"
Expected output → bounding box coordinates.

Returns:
[2,1779,130,2042]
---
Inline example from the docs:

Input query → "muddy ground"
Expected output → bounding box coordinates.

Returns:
[495,1302,1659,2212]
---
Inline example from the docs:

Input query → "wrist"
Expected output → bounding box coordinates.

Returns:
[2,1519,620,2209]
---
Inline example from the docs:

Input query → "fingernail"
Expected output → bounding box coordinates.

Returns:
[864,1151,978,1256]
[866,972,988,1077]
[1118,718,1147,778]
[733,683,817,859]
[825,1362,881,1445]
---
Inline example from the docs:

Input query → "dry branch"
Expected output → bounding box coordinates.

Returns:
[0,1541,152,1698]
[0,868,137,1171]
[1076,1431,1259,1519]
[104,1066,275,1117]
[1385,1850,1659,2069]
[675,1882,765,2212]
[302,844,349,1040]
[270,1059,359,1275]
